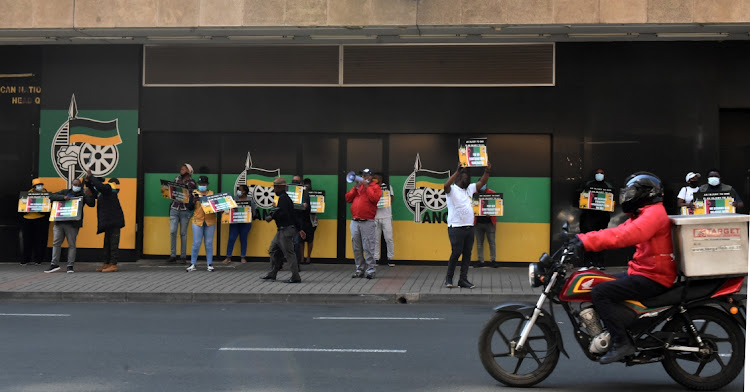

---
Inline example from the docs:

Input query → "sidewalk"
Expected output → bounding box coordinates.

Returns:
[0,260,561,305]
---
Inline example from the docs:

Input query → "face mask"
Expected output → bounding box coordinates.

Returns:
[34,185,43,191]
[595,173,604,182]
[688,181,699,187]
[480,185,487,191]
[198,185,207,192]
[236,190,243,197]
[72,186,82,192]
[708,177,720,187]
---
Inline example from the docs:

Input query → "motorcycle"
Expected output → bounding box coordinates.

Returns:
[478,224,746,390]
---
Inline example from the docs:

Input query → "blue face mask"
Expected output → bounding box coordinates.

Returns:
[480,185,487,191]
[198,185,207,192]
[72,186,82,192]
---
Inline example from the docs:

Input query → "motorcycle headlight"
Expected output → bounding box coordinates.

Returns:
[528,263,545,288]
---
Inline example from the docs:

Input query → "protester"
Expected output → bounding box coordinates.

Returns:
[443,163,491,289]
[373,172,395,267]
[474,184,498,268]
[186,176,216,272]
[577,168,614,268]
[223,184,254,264]
[698,169,744,209]
[20,178,49,265]
[346,168,381,279]
[86,169,125,273]
[677,172,701,214]
[261,177,306,283]
[167,163,197,264]
[301,178,317,264]
[291,175,313,269]
[45,178,95,273]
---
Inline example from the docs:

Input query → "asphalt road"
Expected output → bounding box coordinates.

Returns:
[0,303,743,392]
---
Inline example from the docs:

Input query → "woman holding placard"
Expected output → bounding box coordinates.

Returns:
[223,185,253,264]
[187,176,216,272]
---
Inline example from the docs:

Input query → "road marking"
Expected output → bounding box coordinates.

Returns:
[313,317,443,320]
[0,313,70,317]
[219,347,406,353]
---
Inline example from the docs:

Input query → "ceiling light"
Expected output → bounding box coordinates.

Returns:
[0,36,57,41]
[656,32,729,38]
[568,33,638,38]
[310,35,377,40]
[480,34,551,39]
[145,36,212,40]
[70,36,133,40]
[399,34,467,39]
[227,35,293,40]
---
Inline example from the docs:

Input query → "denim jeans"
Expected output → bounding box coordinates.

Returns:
[474,222,496,262]
[51,223,79,267]
[374,216,394,261]
[191,223,216,265]
[226,223,251,258]
[351,220,377,275]
[170,208,192,258]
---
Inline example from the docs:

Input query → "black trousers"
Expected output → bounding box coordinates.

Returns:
[103,227,121,265]
[446,226,474,281]
[22,218,49,264]
[591,273,669,345]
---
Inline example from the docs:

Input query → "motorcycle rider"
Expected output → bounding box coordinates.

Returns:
[570,172,677,364]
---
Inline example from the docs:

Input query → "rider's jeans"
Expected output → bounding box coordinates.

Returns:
[591,273,669,345]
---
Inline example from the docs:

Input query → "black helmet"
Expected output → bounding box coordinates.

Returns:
[620,172,663,213]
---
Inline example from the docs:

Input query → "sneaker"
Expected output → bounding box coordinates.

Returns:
[44,264,60,273]
[207,265,214,272]
[445,278,454,288]
[352,271,364,278]
[365,273,374,279]
[457,279,475,289]
[34,261,42,265]
[20,262,28,266]
[186,264,196,272]
[66,266,74,274]
[388,261,395,267]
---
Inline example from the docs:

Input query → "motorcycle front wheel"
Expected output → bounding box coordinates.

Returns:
[478,311,560,387]
[661,306,745,391]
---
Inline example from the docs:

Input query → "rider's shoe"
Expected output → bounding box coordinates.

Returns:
[599,342,635,364]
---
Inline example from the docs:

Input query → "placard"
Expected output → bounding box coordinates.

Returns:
[693,192,736,214]
[377,185,392,208]
[221,201,252,224]
[160,180,190,203]
[199,193,237,214]
[458,138,488,167]
[18,192,51,213]
[309,190,325,214]
[49,198,82,221]
[273,185,305,210]
[579,187,615,212]
[473,193,504,216]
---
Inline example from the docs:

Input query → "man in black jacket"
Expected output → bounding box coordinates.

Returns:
[45,178,96,273]
[86,169,125,272]
[261,177,306,283]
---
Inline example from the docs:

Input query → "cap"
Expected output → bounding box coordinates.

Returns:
[360,168,372,175]
[198,175,209,184]
[685,172,700,182]
[31,178,43,186]
[183,163,194,174]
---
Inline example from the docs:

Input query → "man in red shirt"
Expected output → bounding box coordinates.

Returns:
[572,172,676,365]
[345,169,382,279]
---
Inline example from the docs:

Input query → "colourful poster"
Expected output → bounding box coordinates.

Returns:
[458,138,488,167]
[221,201,252,224]
[18,192,51,213]
[579,187,615,212]
[50,198,82,221]
[693,192,736,214]
[473,193,504,216]
[309,190,325,214]
[377,186,392,208]
[160,180,190,203]
[200,193,237,214]
[273,185,305,210]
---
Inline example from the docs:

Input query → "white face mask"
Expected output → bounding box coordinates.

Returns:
[236,190,243,197]
[72,186,82,192]
[595,173,604,182]
[708,177,720,186]
[34,185,44,191]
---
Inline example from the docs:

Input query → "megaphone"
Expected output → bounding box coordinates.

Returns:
[346,171,364,183]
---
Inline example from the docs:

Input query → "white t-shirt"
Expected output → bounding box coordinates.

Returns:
[446,183,477,227]
[375,184,394,219]
[678,186,700,204]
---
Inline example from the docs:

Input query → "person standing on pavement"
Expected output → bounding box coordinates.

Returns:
[444,163,491,289]
[372,172,395,267]
[187,176,217,272]
[45,178,96,273]
[291,174,313,269]
[85,169,125,273]
[677,172,701,214]
[223,184,254,264]
[345,168,382,279]
[474,184,498,268]
[577,168,614,269]
[261,177,306,283]
[20,178,50,265]
[301,178,317,264]
[698,169,744,210]
[168,163,197,265]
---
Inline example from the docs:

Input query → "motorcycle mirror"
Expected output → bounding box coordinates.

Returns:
[559,222,570,243]
[539,253,551,266]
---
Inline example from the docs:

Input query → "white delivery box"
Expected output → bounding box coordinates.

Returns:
[669,214,749,278]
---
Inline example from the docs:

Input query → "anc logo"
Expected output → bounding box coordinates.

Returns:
[403,154,451,223]
[234,152,280,209]
[51,95,122,186]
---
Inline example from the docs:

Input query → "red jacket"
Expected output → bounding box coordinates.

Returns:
[474,188,497,226]
[578,202,676,288]
[345,181,382,220]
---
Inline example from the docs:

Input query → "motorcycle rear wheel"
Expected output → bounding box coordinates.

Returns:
[661,306,745,391]
[478,312,560,387]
